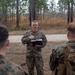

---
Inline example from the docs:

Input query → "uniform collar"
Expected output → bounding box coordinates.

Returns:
[67,41,75,49]
[67,41,75,43]
[0,54,4,59]
[31,30,38,33]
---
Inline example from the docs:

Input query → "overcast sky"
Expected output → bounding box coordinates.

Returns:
[48,0,59,7]
[48,0,58,4]
[55,0,58,3]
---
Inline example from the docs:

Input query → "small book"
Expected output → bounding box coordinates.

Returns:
[31,39,43,46]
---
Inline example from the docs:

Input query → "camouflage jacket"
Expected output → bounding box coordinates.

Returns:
[21,30,47,57]
[0,54,26,75]
[49,41,75,71]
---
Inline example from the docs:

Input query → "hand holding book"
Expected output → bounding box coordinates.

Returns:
[34,44,42,49]
[31,39,43,47]
[35,44,42,48]
[29,35,34,40]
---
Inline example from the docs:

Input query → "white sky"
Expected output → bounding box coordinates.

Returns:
[55,0,58,3]
[48,0,58,4]
[48,0,59,7]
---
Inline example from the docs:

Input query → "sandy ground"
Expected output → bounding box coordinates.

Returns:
[9,34,68,43]
[6,41,66,75]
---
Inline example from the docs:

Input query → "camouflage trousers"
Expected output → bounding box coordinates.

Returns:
[26,56,44,75]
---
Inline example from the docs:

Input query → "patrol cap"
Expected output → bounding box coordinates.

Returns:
[0,25,9,42]
[67,23,75,34]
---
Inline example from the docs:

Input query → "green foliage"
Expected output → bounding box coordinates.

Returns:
[58,0,68,12]
[0,0,48,16]
[37,0,48,11]
[19,0,29,14]
[49,0,56,12]
[0,0,28,16]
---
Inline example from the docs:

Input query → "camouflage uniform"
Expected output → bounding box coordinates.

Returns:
[21,30,47,75]
[0,54,27,75]
[49,41,75,75]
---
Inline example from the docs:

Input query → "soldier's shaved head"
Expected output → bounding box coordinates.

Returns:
[31,20,38,26]
[67,23,75,34]
[0,25,9,49]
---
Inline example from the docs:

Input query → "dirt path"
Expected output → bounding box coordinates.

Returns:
[9,34,68,43]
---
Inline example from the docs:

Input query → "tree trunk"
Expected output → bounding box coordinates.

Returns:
[67,0,70,23]
[71,0,73,23]
[16,0,20,29]
[29,0,37,26]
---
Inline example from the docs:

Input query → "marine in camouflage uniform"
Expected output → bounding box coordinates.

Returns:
[0,54,26,75]
[49,23,75,75]
[21,20,47,75]
[0,25,27,75]
[49,41,75,75]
